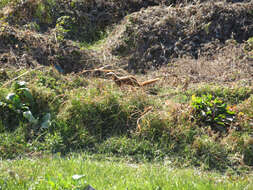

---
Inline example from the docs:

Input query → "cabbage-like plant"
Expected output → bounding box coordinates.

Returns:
[0,81,51,130]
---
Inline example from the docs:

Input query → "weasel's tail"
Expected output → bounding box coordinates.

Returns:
[141,78,160,86]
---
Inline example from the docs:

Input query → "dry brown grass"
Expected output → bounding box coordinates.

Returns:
[144,40,253,88]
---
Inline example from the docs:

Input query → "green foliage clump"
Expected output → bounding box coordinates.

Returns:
[0,81,35,130]
[191,94,235,131]
[0,81,51,131]
[42,132,66,153]
[55,15,76,42]
[23,21,40,31]
[55,14,106,44]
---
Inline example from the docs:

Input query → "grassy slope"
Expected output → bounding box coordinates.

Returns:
[0,1,253,188]
[0,154,252,190]
[0,68,252,172]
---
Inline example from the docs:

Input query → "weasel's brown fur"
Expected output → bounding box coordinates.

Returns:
[140,78,160,86]
[106,72,159,87]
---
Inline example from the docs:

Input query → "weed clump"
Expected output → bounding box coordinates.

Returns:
[191,135,229,170]
[191,94,235,132]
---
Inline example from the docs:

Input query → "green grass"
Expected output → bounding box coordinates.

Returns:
[0,0,20,9]
[0,0,12,9]
[0,67,253,171]
[78,31,109,51]
[0,154,252,190]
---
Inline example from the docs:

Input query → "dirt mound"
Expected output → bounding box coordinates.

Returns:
[0,24,99,73]
[106,1,253,72]
[5,0,233,43]
[0,0,252,75]
[1,0,168,43]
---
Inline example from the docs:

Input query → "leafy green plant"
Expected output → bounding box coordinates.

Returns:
[191,94,235,132]
[42,132,65,153]
[55,16,74,42]
[0,81,51,130]
[0,81,33,129]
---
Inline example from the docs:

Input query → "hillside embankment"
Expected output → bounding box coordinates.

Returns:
[0,0,252,172]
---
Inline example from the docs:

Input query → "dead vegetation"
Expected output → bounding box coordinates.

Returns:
[0,23,100,73]
[155,40,253,86]
[106,1,253,74]
[0,0,252,84]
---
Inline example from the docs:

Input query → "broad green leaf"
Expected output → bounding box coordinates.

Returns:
[6,93,21,106]
[6,93,17,101]
[14,81,26,90]
[41,113,51,129]
[0,101,5,107]
[216,121,225,126]
[19,88,34,102]
[23,111,38,124]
